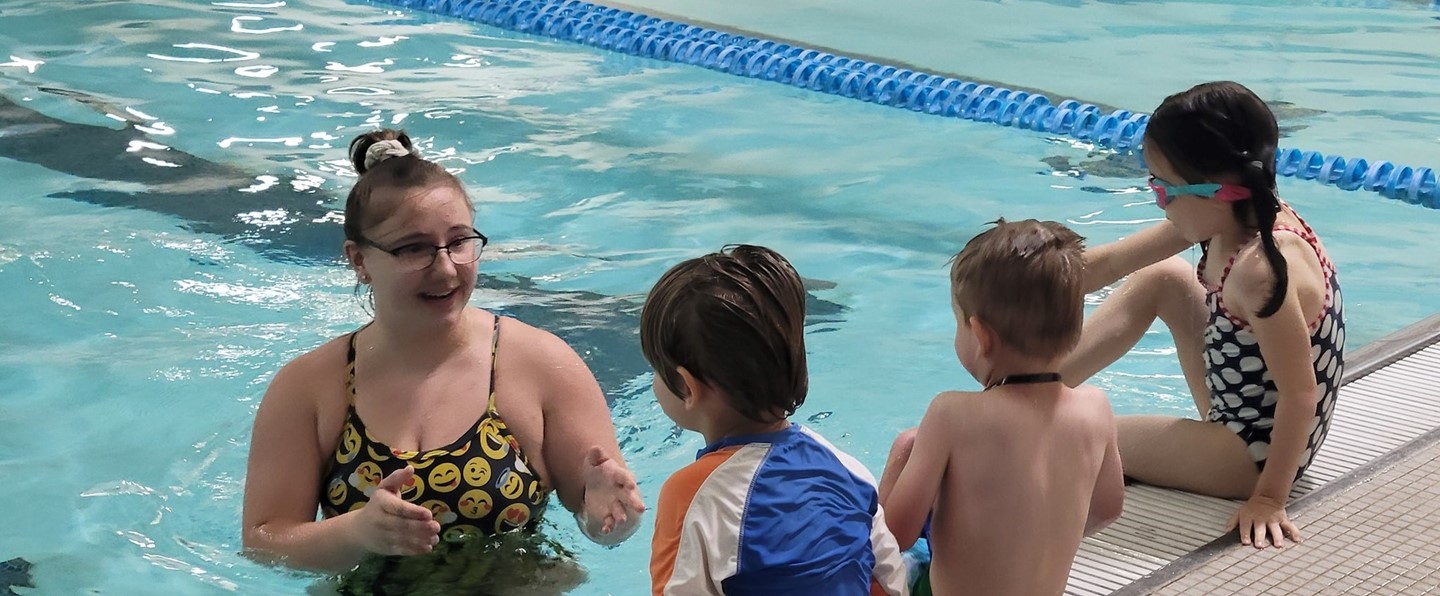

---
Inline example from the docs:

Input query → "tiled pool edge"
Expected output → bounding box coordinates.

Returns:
[1108,314,1440,596]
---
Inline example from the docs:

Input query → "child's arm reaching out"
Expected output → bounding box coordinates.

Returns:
[1082,220,1192,294]
[881,397,952,550]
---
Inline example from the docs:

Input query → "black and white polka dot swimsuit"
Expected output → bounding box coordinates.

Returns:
[1198,213,1344,479]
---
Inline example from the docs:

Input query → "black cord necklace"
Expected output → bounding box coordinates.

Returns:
[984,372,1063,391]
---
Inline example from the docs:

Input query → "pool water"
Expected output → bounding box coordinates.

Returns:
[1,0,1437,594]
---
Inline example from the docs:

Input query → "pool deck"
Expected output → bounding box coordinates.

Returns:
[1068,314,1440,596]
[1147,431,1440,595]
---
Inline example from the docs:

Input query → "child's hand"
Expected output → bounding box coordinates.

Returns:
[1224,495,1300,549]
[578,447,645,545]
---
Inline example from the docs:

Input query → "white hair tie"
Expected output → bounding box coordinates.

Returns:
[364,139,412,171]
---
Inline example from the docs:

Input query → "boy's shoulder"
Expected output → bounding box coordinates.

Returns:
[658,437,782,509]
[659,444,755,501]
[920,389,986,417]
[659,426,877,511]
[921,384,1112,421]
[1062,383,1114,417]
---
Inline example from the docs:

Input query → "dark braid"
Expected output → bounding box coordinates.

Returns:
[1237,157,1288,318]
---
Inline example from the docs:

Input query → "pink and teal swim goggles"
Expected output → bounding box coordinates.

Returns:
[1148,176,1253,208]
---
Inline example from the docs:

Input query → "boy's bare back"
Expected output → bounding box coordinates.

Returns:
[893,382,1122,595]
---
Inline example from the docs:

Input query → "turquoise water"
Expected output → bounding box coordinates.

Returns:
[0,0,1437,594]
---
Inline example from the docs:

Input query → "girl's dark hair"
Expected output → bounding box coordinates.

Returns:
[1144,81,1288,318]
[639,245,808,424]
[342,129,470,244]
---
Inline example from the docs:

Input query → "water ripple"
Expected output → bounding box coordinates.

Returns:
[234,65,278,78]
[235,208,299,227]
[230,16,302,35]
[444,54,491,69]
[147,43,258,64]
[324,59,393,74]
[140,157,182,168]
[239,175,279,194]
[175,279,304,305]
[216,136,302,148]
[0,55,43,73]
[0,245,22,270]
[140,553,240,592]
[325,86,392,96]
[358,35,408,48]
[291,172,327,192]
[81,480,157,497]
[48,293,81,311]
[117,530,156,549]
[212,1,286,7]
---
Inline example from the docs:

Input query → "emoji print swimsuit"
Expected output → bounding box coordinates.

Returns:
[321,316,550,541]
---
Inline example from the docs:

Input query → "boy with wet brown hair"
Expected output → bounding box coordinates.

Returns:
[879,219,1125,596]
[643,244,908,596]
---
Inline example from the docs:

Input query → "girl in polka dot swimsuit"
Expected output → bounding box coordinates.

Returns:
[1062,81,1344,551]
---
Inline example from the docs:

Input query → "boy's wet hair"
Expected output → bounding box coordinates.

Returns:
[1144,81,1288,318]
[640,245,808,423]
[342,129,471,244]
[950,219,1086,360]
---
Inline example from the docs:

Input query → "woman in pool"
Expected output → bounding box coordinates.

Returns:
[241,130,645,581]
[1063,81,1343,549]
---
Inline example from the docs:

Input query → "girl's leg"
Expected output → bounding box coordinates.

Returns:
[1062,256,1213,417]
[878,428,918,503]
[1117,415,1259,499]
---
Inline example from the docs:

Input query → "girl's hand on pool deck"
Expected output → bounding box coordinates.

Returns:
[579,447,645,544]
[1225,494,1301,549]
[352,466,441,556]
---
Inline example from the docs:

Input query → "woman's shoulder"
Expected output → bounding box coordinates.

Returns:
[292,332,353,368]
[489,310,600,397]
[493,312,582,362]
[267,332,352,396]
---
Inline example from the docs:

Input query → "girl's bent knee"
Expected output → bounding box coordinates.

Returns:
[1133,256,1194,285]
[890,428,918,457]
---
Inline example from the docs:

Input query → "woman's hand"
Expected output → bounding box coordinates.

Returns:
[1225,494,1300,549]
[350,466,441,556]
[577,447,645,545]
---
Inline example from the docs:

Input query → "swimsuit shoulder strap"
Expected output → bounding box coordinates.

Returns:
[488,315,503,413]
[345,330,360,407]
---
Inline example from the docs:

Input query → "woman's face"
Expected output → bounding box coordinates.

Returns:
[349,184,479,328]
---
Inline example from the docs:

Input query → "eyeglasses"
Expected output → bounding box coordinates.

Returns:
[359,229,489,272]
[1148,176,1253,209]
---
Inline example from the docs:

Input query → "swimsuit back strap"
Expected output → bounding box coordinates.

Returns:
[1271,222,1338,278]
[1214,234,1261,290]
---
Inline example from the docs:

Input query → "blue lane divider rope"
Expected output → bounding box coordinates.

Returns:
[375,0,1440,209]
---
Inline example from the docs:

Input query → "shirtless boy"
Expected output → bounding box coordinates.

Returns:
[879,219,1125,595]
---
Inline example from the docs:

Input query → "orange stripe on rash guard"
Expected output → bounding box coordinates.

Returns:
[650,447,740,595]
